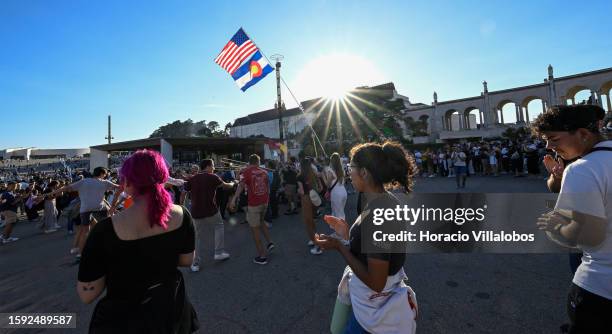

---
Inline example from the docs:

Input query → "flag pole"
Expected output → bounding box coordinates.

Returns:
[240,28,327,158]
[270,54,285,162]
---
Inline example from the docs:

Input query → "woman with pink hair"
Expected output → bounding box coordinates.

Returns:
[77,150,199,333]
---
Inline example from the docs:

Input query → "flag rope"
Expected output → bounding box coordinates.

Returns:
[240,27,328,158]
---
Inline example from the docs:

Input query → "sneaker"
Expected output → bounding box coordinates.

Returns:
[2,236,19,244]
[44,229,58,234]
[190,264,200,272]
[307,240,315,247]
[266,242,275,253]
[310,245,323,255]
[70,248,80,255]
[253,256,268,265]
[214,252,230,261]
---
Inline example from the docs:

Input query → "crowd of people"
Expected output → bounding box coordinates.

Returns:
[1,104,611,333]
[414,137,548,179]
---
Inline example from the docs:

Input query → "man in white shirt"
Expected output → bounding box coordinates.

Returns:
[50,167,121,258]
[533,104,611,333]
[451,147,467,188]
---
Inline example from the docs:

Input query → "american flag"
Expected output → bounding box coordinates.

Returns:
[215,28,259,75]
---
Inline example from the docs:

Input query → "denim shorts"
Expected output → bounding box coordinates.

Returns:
[454,166,467,176]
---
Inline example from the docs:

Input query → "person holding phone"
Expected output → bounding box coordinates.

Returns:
[315,141,418,334]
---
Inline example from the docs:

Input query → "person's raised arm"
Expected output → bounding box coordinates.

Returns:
[543,155,564,193]
[108,186,125,216]
[48,184,73,197]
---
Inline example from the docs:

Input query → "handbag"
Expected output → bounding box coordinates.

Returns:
[309,189,322,207]
[324,180,339,201]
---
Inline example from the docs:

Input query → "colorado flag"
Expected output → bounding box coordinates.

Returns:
[231,51,273,92]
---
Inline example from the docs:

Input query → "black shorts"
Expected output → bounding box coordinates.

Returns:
[77,210,108,226]
[567,283,612,333]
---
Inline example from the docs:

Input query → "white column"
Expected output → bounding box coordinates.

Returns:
[596,92,603,108]
[479,111,483,126]
[160,139,174,167]
[515,105,520,123]
[606,94,612,112]
[524,105,530,123]
[571,97,576,105]
[542,100,546,113]
[499,108,504,124]
[89,148,108,173]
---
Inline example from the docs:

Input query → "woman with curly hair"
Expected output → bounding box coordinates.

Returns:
[316,141,418,334]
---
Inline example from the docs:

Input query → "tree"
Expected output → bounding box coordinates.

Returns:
[293,87,407,156]
[224,122,232,136]
[207,121,220,133]
[149,119,228,138]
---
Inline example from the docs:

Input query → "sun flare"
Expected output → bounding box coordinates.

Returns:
[291,53,386,102]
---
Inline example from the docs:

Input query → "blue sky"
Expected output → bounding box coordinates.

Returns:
[1,0,611,148]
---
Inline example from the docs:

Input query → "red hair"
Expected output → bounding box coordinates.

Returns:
[120,150,172,229]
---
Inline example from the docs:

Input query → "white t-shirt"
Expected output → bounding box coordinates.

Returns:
[71,178,117,213]
[555,141,612,300]
[489,153,497,165]
[414,151,422,164]
[452,152,466,167]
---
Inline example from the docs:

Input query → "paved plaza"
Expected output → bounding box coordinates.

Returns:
[0,175,573,333]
